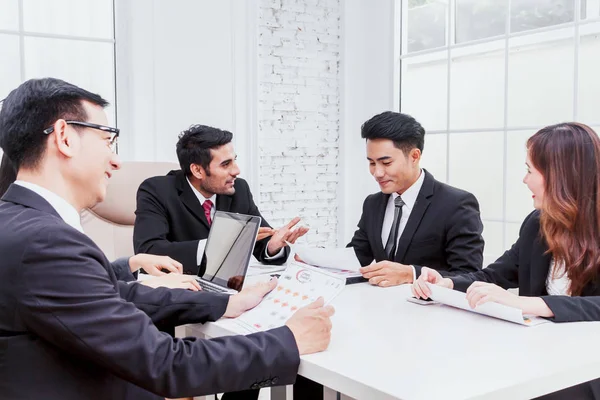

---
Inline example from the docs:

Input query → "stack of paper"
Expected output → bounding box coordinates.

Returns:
[288,243,361,272]
[426,284,550,327]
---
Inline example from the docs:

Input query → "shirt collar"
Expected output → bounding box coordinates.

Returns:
[392,169,425,211]
[186,178,216,206]
[14,180,84,233]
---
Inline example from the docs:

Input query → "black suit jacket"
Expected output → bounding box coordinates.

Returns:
[452,210,600,322]
[0,184,300,400]
[134,170,289,274]
[347,170,484,277]
[451,210,600,400]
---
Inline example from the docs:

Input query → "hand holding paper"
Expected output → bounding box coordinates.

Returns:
[289,242,361,272]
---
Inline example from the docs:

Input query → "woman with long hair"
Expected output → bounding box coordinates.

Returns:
[0,153,17,197]
[413,122,600,398]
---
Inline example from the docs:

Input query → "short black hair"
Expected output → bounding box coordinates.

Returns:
[176,124,233,176]
[361,111,425,154]
[0,78,109,170]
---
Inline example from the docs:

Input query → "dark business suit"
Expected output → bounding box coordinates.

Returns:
[348,170,484,276]
[134,170,289,275]
[0,184,300,400]
[451,210,600,399]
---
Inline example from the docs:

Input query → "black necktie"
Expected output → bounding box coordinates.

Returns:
[385,196,405,259]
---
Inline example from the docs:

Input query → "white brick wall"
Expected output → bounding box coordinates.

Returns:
[258,0,341,246]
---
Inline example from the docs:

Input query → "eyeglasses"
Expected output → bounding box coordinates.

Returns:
[43,120,120,153]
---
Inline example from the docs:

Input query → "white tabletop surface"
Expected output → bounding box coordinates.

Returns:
[188,281,600,400]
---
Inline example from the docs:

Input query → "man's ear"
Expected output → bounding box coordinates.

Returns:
[52,120,76,159]
[190,163,206,180]
[410,148,422,164]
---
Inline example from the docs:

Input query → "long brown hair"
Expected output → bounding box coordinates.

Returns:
[527,122,600,296]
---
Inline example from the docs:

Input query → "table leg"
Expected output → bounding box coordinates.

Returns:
[270,385,292,400]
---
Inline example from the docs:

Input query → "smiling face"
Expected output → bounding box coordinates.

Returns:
[194,142,240,196]
[366,138,421,195]
[56,101,121,208]
[523,151,545,210]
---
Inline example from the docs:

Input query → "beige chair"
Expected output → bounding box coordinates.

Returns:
[81,161,179,260]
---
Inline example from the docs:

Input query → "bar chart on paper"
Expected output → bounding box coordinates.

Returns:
[234,262,345,333]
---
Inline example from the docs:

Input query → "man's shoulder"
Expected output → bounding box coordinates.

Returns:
[232,177,252,195]
[139,170,181,192]
[431,178,476,203]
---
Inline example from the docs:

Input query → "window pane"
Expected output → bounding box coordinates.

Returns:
[406,0,447,53]
[455,0,507,43]
[504,222,522,250]
[582,0,600,19]
[0,34,21,101]
[505,130,535,222]
[0,0,19,30]
[23,37,115,124]
[448,131,504,220]
[507,28,575,127]
[420,133,447,182]
[449,42,505,130]
[578,22,600,125]
[23,0,113,39]
[510,0,575,34]
[401,52,448,131]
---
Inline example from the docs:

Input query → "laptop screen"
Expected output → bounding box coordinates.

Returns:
[198,211,261,290]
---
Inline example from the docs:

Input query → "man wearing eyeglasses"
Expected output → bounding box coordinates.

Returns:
[0,78,335,400]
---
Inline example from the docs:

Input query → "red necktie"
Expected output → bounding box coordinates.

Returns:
[202,199,213,226]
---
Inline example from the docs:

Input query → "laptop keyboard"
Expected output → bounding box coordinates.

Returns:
[197,280,227,293]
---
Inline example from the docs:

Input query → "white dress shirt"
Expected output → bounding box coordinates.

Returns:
[14,180,84,233]
[546,258,571,296]
[380,170,426,282]
[186,178,284,265]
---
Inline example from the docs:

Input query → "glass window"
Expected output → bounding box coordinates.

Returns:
[405,0,448,53]
[401,52,448,131]
[23,37,116,124]
[448,131,504,220]
[582,0,600,19]
[420,133,447,182]
[22,0,113,39]
[507,29,575,127]
[455,0,508,43]
[510,0,575,34]
[0,34,21,100]
[578,22,600,125]
[0,0,19,30]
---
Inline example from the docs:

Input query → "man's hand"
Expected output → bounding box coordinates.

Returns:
[140,274,202,291]
[129,254,183,276]
[360,261,413,287]
[285,297,335,355]
[266,217,309,256]
[411,266,453,299]
[224,279,278,318]
[257,227,276,241]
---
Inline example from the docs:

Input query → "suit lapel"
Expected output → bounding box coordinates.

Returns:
[176,172,211,229]
[395,171,434,262]
[372,193,390,258]
[216,193,232,212]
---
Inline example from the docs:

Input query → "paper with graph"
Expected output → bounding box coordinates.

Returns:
[233,262,345,333]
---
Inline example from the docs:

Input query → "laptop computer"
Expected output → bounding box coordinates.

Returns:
[195,211,261,294]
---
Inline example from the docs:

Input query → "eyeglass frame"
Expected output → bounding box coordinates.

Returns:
[43,120,120,153]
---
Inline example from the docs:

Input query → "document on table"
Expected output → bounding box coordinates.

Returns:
[427,284,550,327]
[232,262,345,333]
[288,242,361,272]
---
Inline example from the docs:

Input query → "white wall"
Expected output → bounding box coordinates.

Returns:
[257,0,341,246]
[338,0,396,245]
[114,0,258,180]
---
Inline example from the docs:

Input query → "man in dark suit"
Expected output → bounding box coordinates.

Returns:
[0,77,334,400]
[349,111,484,286]
[134,124,308,275]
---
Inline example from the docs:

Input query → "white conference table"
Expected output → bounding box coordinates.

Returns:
[185,276,600,400]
